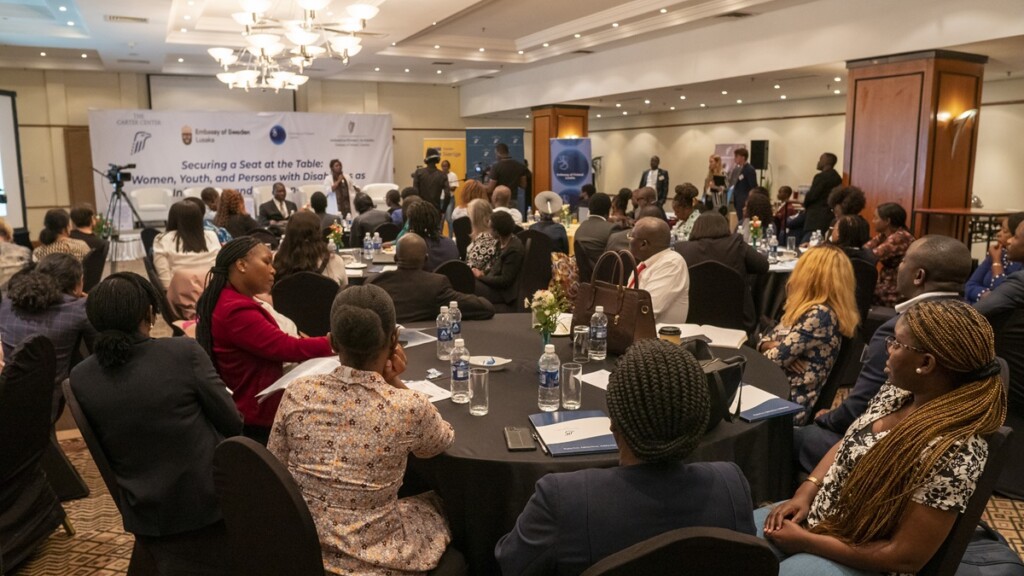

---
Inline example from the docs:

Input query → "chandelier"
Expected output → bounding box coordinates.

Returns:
[208,0,382,91]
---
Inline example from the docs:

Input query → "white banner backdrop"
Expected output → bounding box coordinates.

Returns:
[88,109,393,223]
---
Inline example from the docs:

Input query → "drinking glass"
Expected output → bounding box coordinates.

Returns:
[572,326,590,362]
[469,368,489,416]
[786,236,797,252]
[561,363,583,410]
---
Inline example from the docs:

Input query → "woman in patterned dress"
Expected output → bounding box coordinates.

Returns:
[268,284,456,576]
[759,244,860,424]
[758,300,1006,575]
[465,198,499,273]
[865,203,915,307]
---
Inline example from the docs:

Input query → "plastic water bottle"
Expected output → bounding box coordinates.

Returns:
[809,230,821,248]
[589,306,608,361]
[448,301,462,340]
[766,223,777,244]
[436,306,453,360]
[768,229,780,263]
[362,233,372,261]
[372,232,382,255]
[537,344,560,412]
[450,338,470,404]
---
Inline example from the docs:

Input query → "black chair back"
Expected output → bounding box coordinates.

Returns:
[515,230,555,312]
[373,221,400,243]
[434,260,476,294]
[574,239,595,284]
[0,336,66,570]
[142,254,186,336]
[140,227,161,257]
[806,334,858,421]
[580,526,778,576]
[452,217,472,261]
[685,261,748,330]
[850,257,878,323]
[248,228,279,250]
[919,426,1013,576]
[213,437,325,576]
[271,271,340,336]
[82,242,109,293]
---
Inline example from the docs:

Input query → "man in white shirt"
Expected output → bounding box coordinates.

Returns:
[492,185,524,224]
[628,217,689,323]
[638,156,669,206]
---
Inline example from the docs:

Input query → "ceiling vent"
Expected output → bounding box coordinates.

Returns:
[116,58,150,64]
[105,15,148,24]
[716,11,754,19]
[572,50,594,54]
[431,61,453,66]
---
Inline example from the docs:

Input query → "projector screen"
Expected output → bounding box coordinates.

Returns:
[0,91,26,230]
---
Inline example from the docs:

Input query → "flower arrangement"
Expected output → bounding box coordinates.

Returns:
[327,222,346,250]
[750,216,763,243]
[526,286,568,338]
[94,216,112,239]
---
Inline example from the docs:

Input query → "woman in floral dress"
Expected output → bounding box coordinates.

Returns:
[269,284,455,575]
[865,203,915,307]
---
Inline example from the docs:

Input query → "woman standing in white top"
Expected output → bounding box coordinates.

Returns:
[153,201,221,286]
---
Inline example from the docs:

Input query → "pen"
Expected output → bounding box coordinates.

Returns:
[532,433,550,455]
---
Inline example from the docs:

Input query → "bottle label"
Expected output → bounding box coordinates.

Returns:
[452,360,468,381]
[539,369,559,388]
[438,327,451,341]
[451,321,461,335]
[591,326,607,340]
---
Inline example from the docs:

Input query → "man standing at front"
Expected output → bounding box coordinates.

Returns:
[412,148,451,214]
[639,156,669,207]
[731,148,757,218]
[801,152,843,241]
[628,217,689,323]
[489,143,528,216]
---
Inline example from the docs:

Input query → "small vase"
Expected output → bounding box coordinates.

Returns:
[540,331,552,347]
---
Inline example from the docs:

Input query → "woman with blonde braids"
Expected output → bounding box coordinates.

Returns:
[759,299,1006,575]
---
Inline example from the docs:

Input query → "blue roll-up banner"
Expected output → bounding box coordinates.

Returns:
[550,138,591,209]
[465,128,525,181]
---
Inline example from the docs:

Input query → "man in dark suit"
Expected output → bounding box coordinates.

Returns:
[369,233,493,323]
[975,218,1024,499]
[574,193,619,266]
[605,205,666,253]
[257,182,297,228]
[490,143,528,216]
[348,192,391,248]
[731,148,757,217]
[794,235,971,472]
[638,155,669,206]
[801,152,843,241]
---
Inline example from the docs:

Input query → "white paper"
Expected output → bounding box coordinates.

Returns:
[534,416,612,445]
[728,383,782,413]
[257,357,340,401]
[769,259,798,273]
[400,328,437,349]
[380,265,398,272]
[656,323,748,349]
[405,380,452,403]
[553,313,573,336]
[580,369,611,390]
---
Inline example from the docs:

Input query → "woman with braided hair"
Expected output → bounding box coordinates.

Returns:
[196,237,333,444]
[760,299,1006,575]
[71,273,242,575]
[497,339,755,576]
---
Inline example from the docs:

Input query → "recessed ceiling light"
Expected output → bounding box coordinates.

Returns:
[574,33,581,38]
[773,84,780,89]
[834,89,841,94]
[700,103,706,108]
[40,51,46,56]
[180,27,187,32]
[59,6,67,11]
[184,14,191,20]
[670,106,676,110]
[81,53,87,58]
[612,22,619,28]
[542,42,549,47]
[722,90,730,95]
[736,99,742,104]
[622,111,628,115]
[326,11,332,15]
[178,57,184,62]
[436,70,442,74]
[660,8,668,13]
[517,50,524,54]
[615,103,621,108]
[525,114,530,118]
[644,99,650,104]
[434,45,440,49]
[834,76,841,82]
[679,95,686,100]
[67,20,74,26]
[187,0,194,5]
[431,21,437,25]
[404,68,410,72]
[596,114,602,118]
[780,95,787,100]
[478,47,485,52]
[391,42,396,46]
[374,67,380,71]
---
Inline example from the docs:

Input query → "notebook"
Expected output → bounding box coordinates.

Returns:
[528,410,618,457]
[656,323,748,349]
[728,384,804,422]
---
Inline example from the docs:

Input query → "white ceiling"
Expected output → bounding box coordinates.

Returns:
[1,0,1023,118]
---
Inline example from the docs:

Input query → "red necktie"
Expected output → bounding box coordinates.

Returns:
[630,262,647,288]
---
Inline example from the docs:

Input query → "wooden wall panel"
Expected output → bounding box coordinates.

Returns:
[532,114,552,192]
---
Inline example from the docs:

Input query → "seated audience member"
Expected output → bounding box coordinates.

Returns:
[466,199,500,273]
[774,185,801,241]
[0,217,31,283]
[473,211,524,306]
[273,211,348,286]
[257,182,297,228]
[200,187,220,222]
[369,233,493,323]
[310,191,341,233]
[530,193,569,254]
[348,192,391,248]
[1,254,95,410]
[671,183,701,241]
[384,189,401,224]
[796,235,971,472]
[830,214,876,264]
[631,186,658,215]
[492,185,524,224]
[865,202,916,307]
[392,186,421,228]
[628,217,689,323]
[497,340,756,576]
[153,200,221,286]
[574,193,619,265]
[609,188,633,228]
[268,284,455,575]
[71,272,242,576]
[33,208,91,262]
[452,179,489,222]
[744,187,775,228]
[406,201,459,271]
[69,203,107,251]
[196,237,333,444]
[183,197,231,245]
[605,205,666,253]
[676,212,768,332]
[213,189,259,239]
[758,244,859,424]
[827,185,867,220]
[760,300,1005,575]
[966,212,1024,303]
[577,183,595,210]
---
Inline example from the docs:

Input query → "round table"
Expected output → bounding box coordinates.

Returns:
[402,314,791,575]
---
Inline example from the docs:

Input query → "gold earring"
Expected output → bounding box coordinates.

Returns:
[915,368,923,374]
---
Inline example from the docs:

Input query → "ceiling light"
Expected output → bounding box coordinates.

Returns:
[404,68,410,72]
[574,33,581,38]
[188,0,194,5]
[434,45,440,49]
[721,90,728,95]
[374,67,380,71]
[542,42,549,47]
[478,47,485,52]
[622,111,628,115]
[834,89,841,94]
[180,27,188,32]
[391,42,396,46]
[59,6,67,11]
[184,14,192,20]
[615,103,621,108]
[40,51,46,56]
[67,20,74,26]
[780,95,787,99]
[736,99,742,104]
[347,3,379,20]
[612,22,619,27]
[436,70,442,74]
[700,103,706,108]
[679,95,686,100]
[644,99,650,104]
[81,53,87,58]
[596,114,602,118]
[773,84,780,89]
[246,33,281,48]
[178,57,184,63]
[670,106,675,110]
[286,28,321,46]
[517,50,524,54]
[525,114,530,118]
[834,76,842,82]
[232,12,255,25]
[329,35,361,52]
[431,21,436,25]
[660,8,668,13]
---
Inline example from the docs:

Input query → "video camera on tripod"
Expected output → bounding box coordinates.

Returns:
[105,163,136,185]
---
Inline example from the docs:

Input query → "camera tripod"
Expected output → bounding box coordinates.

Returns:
[94,164,144,273]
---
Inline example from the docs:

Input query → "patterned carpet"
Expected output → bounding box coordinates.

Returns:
[10,436,1023,575]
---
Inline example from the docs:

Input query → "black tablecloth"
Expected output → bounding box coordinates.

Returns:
[402,314,791,575]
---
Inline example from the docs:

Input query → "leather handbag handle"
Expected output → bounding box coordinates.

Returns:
[592,250,626,285]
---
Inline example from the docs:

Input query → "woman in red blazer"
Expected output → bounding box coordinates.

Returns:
[196,236,333,444]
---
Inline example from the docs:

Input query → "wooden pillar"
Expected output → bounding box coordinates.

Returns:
[531,105,589,194]
[843,50,986,237]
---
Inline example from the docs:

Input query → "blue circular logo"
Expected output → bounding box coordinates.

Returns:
[269,125,287,145]
[553,149,590,186]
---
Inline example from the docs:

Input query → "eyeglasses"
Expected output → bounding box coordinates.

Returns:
[885,336,928,354]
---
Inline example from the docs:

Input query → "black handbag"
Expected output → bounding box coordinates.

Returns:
[680,336,747,431]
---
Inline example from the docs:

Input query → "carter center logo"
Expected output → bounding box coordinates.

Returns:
[131,131,152,155]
